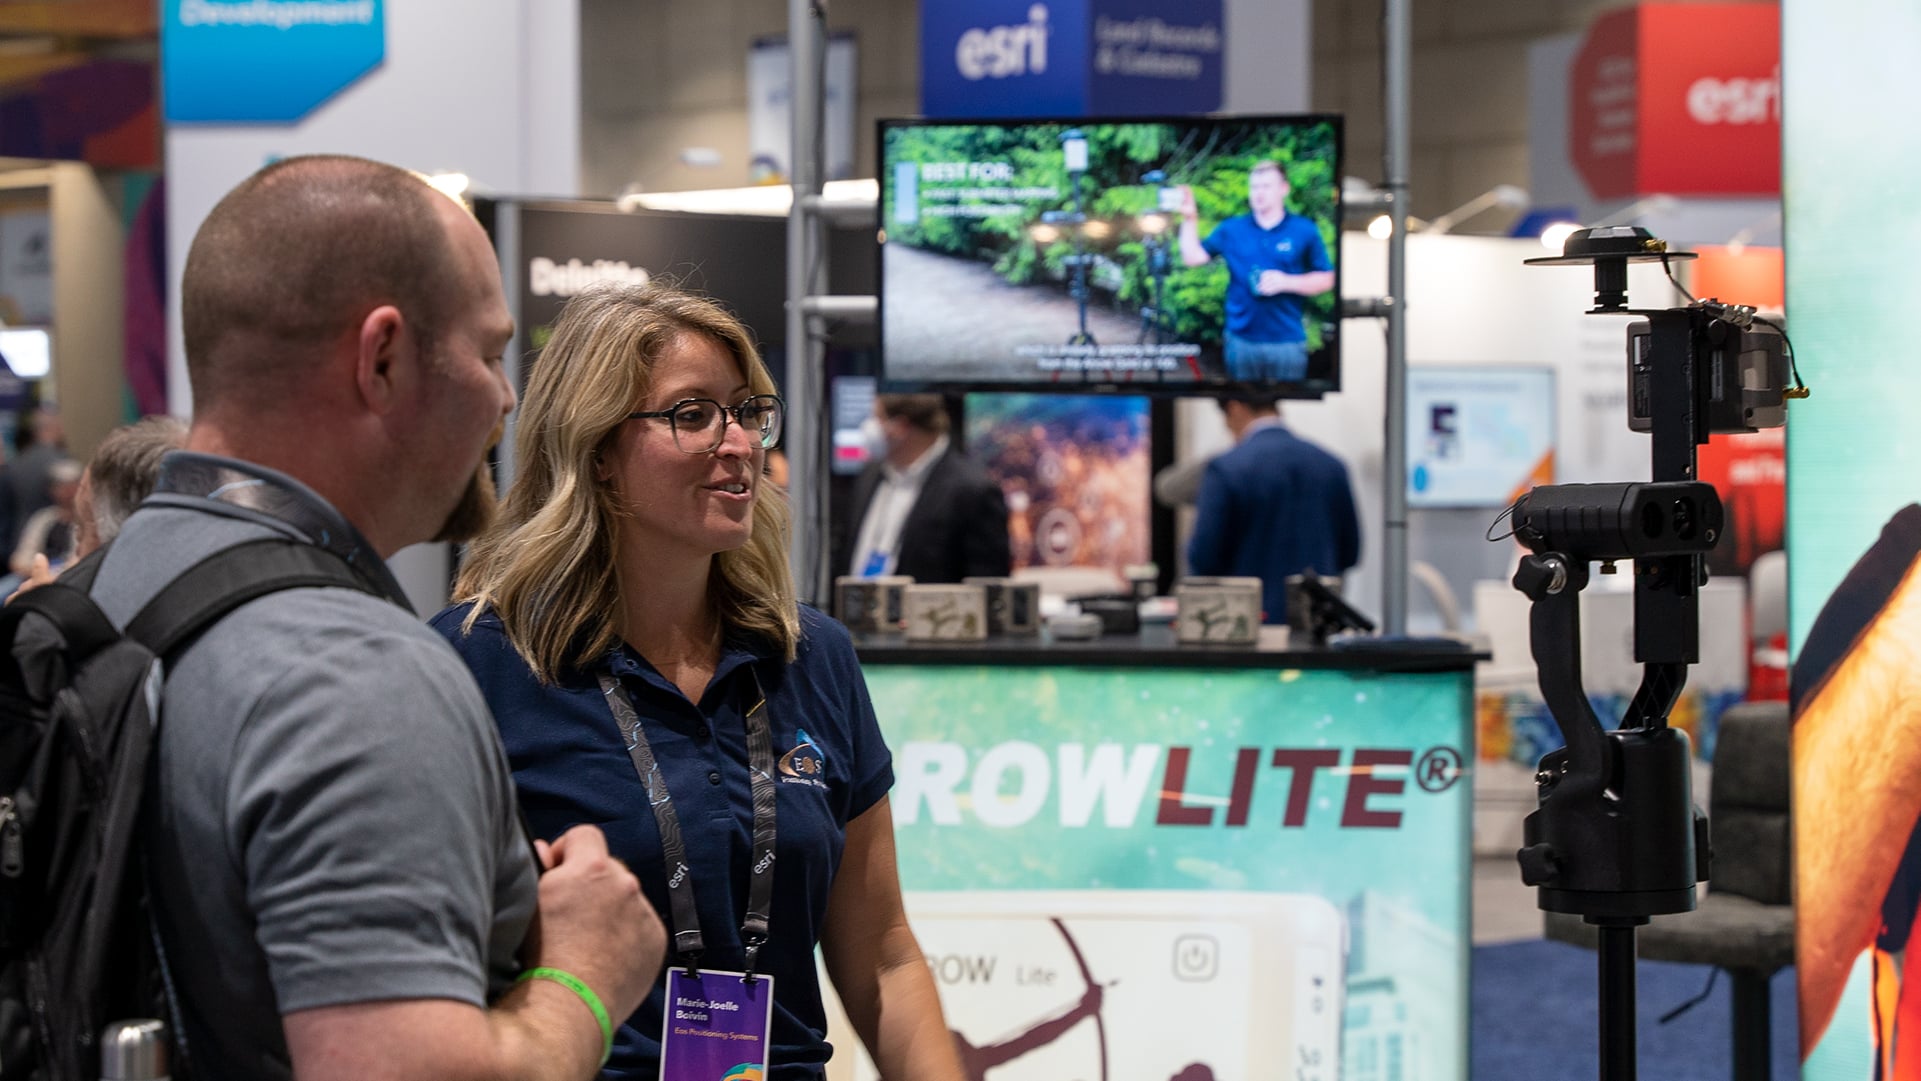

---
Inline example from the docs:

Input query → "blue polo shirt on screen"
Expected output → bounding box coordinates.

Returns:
[431,602,895,1080]
[1202,211,1332,344]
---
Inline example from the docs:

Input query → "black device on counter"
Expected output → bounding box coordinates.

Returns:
[1075,595,1141,636]
[1284,572,1374,646]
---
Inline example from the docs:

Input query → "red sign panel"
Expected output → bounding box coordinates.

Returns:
[1569,3,1779,199]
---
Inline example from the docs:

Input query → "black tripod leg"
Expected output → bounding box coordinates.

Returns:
[1599,924,1637,1081]
[1730,969,1769,1081]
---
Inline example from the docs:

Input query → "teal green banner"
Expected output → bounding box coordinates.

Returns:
[865,664,1472,1081]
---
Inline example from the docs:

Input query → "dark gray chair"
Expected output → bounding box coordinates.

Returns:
[1544,699,1793,1080]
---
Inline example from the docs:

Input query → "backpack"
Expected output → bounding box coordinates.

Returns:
[0,538,376,1081]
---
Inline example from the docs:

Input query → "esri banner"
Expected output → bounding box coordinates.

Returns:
[163,0,385,123]
[850,664,1472,1081]
[920,0,1223,118]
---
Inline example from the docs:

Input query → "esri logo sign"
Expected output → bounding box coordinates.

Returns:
[955,4,1051,81]
[1685,66,1779,126]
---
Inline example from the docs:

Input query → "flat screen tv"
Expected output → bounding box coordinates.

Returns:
[1405,365,1556,509]
[880,115,1342,396]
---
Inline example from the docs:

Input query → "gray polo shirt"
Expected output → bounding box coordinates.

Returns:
[86,454,537,1079]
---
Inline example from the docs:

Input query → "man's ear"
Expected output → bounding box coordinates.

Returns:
[355,304,409,415]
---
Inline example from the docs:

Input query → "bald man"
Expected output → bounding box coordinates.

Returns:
[80,156,664,1081]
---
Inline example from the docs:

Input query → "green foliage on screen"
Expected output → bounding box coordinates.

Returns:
[883,121,1340,353]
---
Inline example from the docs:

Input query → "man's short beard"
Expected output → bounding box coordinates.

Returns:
[433,462,498,543]
[434,419,506,544]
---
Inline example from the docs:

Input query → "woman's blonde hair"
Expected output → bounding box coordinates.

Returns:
[455,281,799,680]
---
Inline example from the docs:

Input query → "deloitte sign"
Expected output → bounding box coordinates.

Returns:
[164,0,385,123]
[921,0,1222,118]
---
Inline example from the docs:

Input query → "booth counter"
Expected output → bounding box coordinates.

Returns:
[828,631,1480,1081]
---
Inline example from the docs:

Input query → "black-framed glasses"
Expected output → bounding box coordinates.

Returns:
[628,394,785,454]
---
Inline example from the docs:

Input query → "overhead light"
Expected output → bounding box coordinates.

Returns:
[620,178,878,217]
[1539,221,1582,252]
[1365,213,1430,240]
[1342,175,1392,219]
[1425,184,1530,235]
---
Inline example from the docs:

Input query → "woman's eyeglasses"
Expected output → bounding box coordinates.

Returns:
[627,395,785,455]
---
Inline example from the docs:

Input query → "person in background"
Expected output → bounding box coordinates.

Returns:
[74,414,189,558]
[436,282,966,1080]
[839,393,1010,583]
[77,154,666,1081]
[7,415,188,599]
[1187,392,1359,624]
[2,404,63,550]
[1177,162,1334,381]
[765,446,791,490]
[9,457,79,576]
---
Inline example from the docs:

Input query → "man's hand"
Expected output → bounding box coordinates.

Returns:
[5,555,53,605]
[1177,185,1198,222]
[1256,269,1288,296]
[526,825,666,1023]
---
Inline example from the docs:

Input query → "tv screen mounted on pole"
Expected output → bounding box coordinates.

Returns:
[879,114,1343,397]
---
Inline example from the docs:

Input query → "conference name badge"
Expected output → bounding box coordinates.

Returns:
[660,967,774,1081]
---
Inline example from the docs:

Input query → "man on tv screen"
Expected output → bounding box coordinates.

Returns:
[1177,162,1335,381]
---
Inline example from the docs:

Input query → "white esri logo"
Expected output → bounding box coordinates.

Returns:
[1686,66,1779,125]
[956,4,1050,81]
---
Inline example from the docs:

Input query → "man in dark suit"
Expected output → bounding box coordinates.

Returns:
[1187,392,1359,623]
[840,393,1011,583]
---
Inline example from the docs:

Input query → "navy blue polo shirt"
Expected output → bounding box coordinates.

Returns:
[431,603,895,1080]
[1202,211,1332,344]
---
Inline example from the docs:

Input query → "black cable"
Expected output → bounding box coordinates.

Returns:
[1661,252,1698,305]
[1486,500,1519,543]
[1657,966,1719,1024]
[1752,315,1810,397]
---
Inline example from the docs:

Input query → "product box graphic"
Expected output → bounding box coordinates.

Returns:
[886,890,1341,1081]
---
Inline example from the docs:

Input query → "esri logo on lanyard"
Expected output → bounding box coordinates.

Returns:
[598,667,779,1079]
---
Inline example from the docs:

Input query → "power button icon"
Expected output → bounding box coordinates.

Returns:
[1172,935,1219,982]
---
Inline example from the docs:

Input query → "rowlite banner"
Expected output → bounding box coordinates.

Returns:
[921,0,1225,117]
[163,0,386,123]
[864,664,1473,1081]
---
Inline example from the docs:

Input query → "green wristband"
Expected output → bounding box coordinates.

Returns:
[519,966,614,1066]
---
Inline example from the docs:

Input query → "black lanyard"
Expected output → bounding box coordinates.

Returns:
[597,665,778,976]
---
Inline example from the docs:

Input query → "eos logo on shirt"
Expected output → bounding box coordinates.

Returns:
[955,3,1050,81]
[1685,66,1779,125]
[779,731,828,790]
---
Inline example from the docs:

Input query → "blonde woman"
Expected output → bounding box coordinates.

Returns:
[432,282,963,1080]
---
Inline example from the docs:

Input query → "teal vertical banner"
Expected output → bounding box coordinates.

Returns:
[1785,2,1921,1077]
[867,664,1472,1081]
[162,0,386,123]
[1783,2,1921,657]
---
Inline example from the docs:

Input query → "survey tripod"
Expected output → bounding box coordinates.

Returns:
[1502,225,1792,1081]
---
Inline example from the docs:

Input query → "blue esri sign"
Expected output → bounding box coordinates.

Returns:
[921,0,1222,118]
[163,0,386,123]
[921,0,1090,118]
